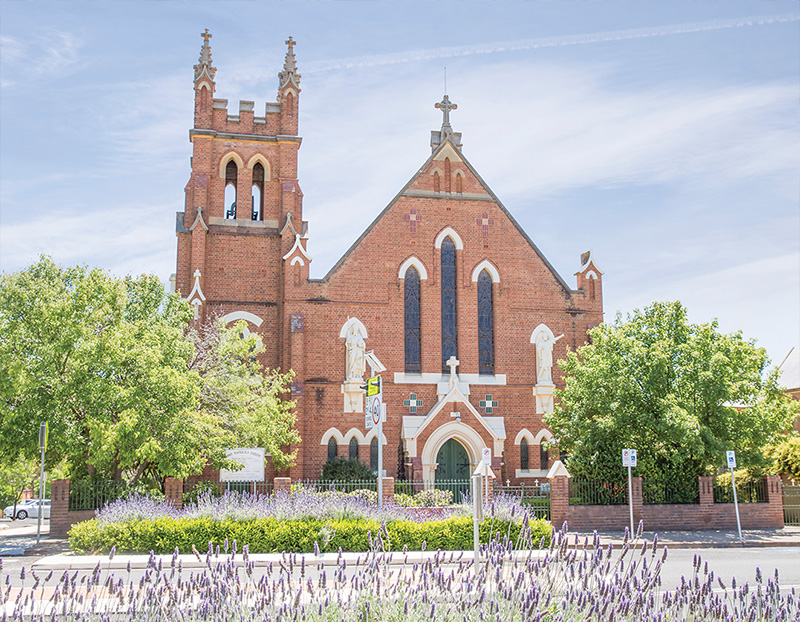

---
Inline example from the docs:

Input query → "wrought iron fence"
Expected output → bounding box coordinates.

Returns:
[297,480,378,493]
[69,479,130,511]
[494,481,551,520]
[712,477,767,503]
[568,479,627,506]
[782,483,800,526]
[642,480,699,505]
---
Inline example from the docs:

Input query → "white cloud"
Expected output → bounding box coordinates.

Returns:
[0,30,83,87]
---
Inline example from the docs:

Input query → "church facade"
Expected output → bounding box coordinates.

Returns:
[174,33,604,485]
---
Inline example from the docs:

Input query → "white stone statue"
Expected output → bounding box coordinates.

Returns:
[345,323,366,381]
[532,326,564,385]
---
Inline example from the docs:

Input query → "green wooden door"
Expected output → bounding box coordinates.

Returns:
[435,439,471,500]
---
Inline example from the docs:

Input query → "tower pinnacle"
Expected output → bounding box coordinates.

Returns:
[194,28,216,83]
[431,93,462,152]
[278,36,301,92]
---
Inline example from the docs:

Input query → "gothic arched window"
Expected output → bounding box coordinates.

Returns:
[404,266,421,373]
[444,157,452,192]
[477,269,494,375]
[224,160,238,219]
[370,438,379,473]
[327,437,338,462]
[251,162,264,221]
[349,437,359,461]
[440,237,458,372]
[433,171,441,193]
[540,444,549,470]
[520,438,529,471]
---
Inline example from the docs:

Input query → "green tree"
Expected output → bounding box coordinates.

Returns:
[768,433,800,481]
[545,301,796,486]
[0,257,299,485]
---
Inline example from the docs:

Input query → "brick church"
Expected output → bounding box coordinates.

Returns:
[173,32,604,486]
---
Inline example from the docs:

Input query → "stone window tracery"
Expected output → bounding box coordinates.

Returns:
[477,269,494,374]
[404,266,421,373]
[440,237,458,372]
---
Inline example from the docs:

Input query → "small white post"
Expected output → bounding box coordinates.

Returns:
[731,467,743,543]
[377,403,384,508]
[627,464,634,536]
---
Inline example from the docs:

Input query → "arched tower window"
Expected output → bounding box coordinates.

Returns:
[404,266,421,373]
[349,437,359,461]
[370,438,379,473]
[224,160,238,219]
[477,269,495,375]
[440,237,458,372]
[433,171,440,193]
[327,437,338,462]
[520,438,529,471]
[251,162,264,221]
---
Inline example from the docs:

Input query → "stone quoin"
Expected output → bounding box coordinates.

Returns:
[174,32,604,485]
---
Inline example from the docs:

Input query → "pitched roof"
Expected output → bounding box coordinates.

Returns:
[778,346,800,391]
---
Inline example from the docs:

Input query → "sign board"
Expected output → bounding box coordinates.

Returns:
[365,377,382,430]
[622,448,637,468]
[726,450,736,469]
[220,448,266,482]
[481,447,492,466]
[39,422,48,452]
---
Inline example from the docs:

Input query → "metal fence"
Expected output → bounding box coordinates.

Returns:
[712,478,767,504]
[69,480,130,511]
[642,480,700,505]
[494,482,551,520]
[394,479,472,501]
[569,479,628,506]
[782,483,800,526]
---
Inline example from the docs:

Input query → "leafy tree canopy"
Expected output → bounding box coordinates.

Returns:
[545,301,796,484]
[0,257,299,485]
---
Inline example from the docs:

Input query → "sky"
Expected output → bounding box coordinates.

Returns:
[1,1,798,375]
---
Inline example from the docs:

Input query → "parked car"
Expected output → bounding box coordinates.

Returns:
[2,499,50,520]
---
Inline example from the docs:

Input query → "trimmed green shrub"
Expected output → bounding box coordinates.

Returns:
[395,489,453,507]
[320,458,375,482]
[68,515,550,555]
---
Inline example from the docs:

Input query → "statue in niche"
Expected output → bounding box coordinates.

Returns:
[345,323,366,381]
[535,330,563,385]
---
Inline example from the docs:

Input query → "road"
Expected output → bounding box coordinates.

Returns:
[0,517,49,556]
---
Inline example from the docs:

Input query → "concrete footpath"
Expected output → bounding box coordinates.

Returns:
[2,520,799,571]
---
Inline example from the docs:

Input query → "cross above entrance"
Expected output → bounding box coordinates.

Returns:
[446,355,460,377]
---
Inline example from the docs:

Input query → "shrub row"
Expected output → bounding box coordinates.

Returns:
[69,515,550,554]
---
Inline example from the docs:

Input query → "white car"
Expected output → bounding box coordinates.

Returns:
[3,499,50,520]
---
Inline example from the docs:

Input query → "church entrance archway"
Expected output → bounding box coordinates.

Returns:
[435,438,471,500]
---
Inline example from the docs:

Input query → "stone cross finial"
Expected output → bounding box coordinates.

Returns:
[285,36,296,50]
[446,355,460,377]
[195,29,216,82]
[435,95,457,126]
[202,29,212,46]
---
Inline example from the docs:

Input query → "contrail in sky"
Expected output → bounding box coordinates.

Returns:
[303,13,799,73]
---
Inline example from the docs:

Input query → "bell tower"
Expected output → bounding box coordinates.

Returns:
[174,32,307,367]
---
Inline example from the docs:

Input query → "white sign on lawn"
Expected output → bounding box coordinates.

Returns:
[220,448,266,482]
[622,448,637,468]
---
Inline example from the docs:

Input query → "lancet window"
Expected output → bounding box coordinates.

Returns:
[349,437,359,461]
[520,438,529,471]
[540,444,549,470]
[370,438,378,473]
[477,269,495,375]
[327,437,337,462]
[440,237,458,372]
[251,162,264,221]
[404,266,421,373]
[224,160,238,219]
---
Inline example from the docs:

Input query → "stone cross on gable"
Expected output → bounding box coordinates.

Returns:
[435,95,457,126]
[446,355,460,377]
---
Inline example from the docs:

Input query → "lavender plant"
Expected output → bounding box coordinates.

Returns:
[3,524,798,621]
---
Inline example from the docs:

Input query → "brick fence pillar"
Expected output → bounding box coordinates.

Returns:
[274,477,292,494]
[164,477,183,510]
[549,475,569,530]
[765,475,785,527]
[380,477,394,505]
[631,476,643,529]
[50,479,70,538]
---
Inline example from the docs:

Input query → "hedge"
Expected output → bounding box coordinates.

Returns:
[69,516,551,554]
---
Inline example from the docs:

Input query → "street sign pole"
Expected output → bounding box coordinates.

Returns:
[727,450,743,543]
[378,401,384,509]
[622,448,637,536]
[471,472,482,565]
[37,422,47,545]
[627,464,633,535]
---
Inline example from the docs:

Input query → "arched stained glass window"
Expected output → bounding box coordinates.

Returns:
[477,269,494,375]
[440,237,458,372]
[520,438,529,471]
[370,438,379,473]
[404,266,421,373]
[327,437,338,462]
[540,444,549,470]
[349,437,359,461]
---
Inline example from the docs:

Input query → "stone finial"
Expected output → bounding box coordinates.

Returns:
[435,94,457,127]
[194,28,216,83]
[278,36,301,91]
[431,94,462,152]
